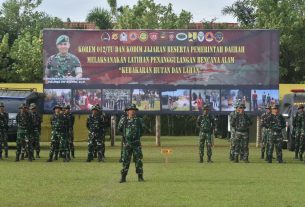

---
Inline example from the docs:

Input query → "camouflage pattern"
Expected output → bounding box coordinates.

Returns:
[16,109,33,161]
[86,111,105,162]
[229,110,237,161]
[266,111,285,163]
[297,111,305,160]
[230,111,252,162]
[197,113,215,162]
[260,110,271,159]
[30,110,42,158]
[46,53,82,78]
[48,112,69,162]
[118,115,144,176]
[64,111,75,158]
[293,109,304,159]
[0,110,9,159]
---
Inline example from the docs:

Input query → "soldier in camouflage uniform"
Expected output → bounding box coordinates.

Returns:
[47,105,70,162]
[63,105,75,158]
[45,35,83,78]
[229,104,239,161]
[266,104,285,163]
[86,105,106,162]
[260,105,271,160]
[295,105,305,161]
[95,104,107,159]
[292,105,304,159]
[29,103,42,158]
[0,102,9,159]
[230,104,252,163]
[118,104,144,183]
[16,103,33,161]
[196,105,215,163]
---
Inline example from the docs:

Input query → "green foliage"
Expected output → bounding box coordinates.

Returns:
[223,0,305,83]
[86,7,113,29]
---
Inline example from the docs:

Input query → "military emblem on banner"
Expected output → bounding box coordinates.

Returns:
[149,32,159,41]
[129,32,138,41]
[119,32,128,42]
[198,31,205,42]
[176,33,188,41]
[169,32,175,41]
[188,32,198,42]
[160,32,167,40]
[139,32,148,42]
[205,32,214,42]
[112,33,119,40]
[101,32,110,42]
[214,32,224,43]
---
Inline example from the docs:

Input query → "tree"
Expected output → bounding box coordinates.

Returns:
[222,0,305,83]
[0,34,11,82]
[86,7,113,29]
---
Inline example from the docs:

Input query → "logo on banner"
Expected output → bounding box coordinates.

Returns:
[101,32,110,41]
[160,32,167,39]
[169,32,175,41]
[198,32,205,42]
[120,32,128,42]
[205,32,214,42]
[139,32,148,42]
[188,32,197,42]
[149,32,159,41]
[112,33,118,40]
[129,32,138,41]
[176,33,188,41]
[214,32,224,43]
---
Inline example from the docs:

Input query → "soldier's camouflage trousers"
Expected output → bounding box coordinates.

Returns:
[121,143,143,176]
[233,131,249,160]
[267,131,283,161]
[199,132,212,158]
[261,128,270,155]
[295,131,300,156]
[87,131,104,161]
[298,134,305,157]
[49,131,68,159]
[229,129,236,160]
[32,129,40,154]
[0,129,8,158]
[16,128,33,160]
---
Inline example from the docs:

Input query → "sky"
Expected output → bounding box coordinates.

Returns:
[0,0,237,23]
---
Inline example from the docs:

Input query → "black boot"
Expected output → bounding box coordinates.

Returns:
[295,151,299,159]
[21,153,25,160]
[54,152,58,160]
[0,153,2,160]
[268,155,272,163]
[278,156,283,163]
[71,149,75,158]
[120,173,127,183]
[261,152,264,159]
[199,156,203,163]
[36,151,40,158]
[138,174,144,182]
[86,154,93,162]
[5,150,8,158]
[234,155,239,163]
[94,151,97,158]
[15,153,20,162]
[299,153,303,161]
[28,152,33,162]
[47,154,53,162]
[207,156,213,163]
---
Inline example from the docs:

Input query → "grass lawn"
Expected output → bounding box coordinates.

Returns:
[0,137,304,207]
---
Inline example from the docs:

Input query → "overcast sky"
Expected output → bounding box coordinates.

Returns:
[0,0,237,23]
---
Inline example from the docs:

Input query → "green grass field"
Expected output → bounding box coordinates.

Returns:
[1,137,304,207]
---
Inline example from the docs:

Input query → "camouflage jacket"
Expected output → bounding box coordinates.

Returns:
[267,114,286,132]
[118,116,144,145]
[51,113,68,132]
[293,111,305,132]
[231,112,252,132]
[16,111,32,130]
[86,114,105,133]
[30,111,42,131]
[64,112,75,129]
[0,112,8,130]
[196,114,215,133]
[261,112,271,129]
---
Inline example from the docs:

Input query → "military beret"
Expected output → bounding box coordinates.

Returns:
[19,103,28,109]
[265,105,271,109]
[125,103,138,112]
[90,105,98,111]
[0,102,4,107]
[56,35,69,45]
[63,105,70,109]
[52,105,62,110]
[272,104,279,109]
[238,103,246,109]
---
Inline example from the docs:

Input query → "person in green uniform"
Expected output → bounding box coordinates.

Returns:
[29,103,42,158]
[118,104,144,183]
[260,105,271,160]
[45,35,82,78]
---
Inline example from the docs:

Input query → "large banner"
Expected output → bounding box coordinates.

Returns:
[43,29,279,114]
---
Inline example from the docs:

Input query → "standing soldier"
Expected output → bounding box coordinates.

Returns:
[196,105,215,163]
[47,105,69,162]
[29,103,42,158]
[260,105,271,160]
[229,104,239,161]
[16,103,33,161]
[86,105,105,162]
[63,105,75,158]
[230,104,252,163]
[292,105,304,159]
[0,102,9,159]
[267,104,285,163]
[118,104,144,183]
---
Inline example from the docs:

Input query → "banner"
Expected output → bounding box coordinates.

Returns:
[43,29,279,114]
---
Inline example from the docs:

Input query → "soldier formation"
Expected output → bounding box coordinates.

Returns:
[0,101,304,184]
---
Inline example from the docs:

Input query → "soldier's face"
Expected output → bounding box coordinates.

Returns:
[0,107,4,112]
[57,42,70,54]
[92,109,98,115]
[127,110,136,117]
[55,108,61,114]
[272,109,278,114]
[239,108,244,113]
[203,109,209,115]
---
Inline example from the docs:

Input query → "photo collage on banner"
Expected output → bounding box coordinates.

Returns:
[161,90,190,112]
[221,89,251,111]
[102,89,131,111]
[44,89,72,111]
[132,89,160,111]
[72,89,102,111]
[191,90,220,112]
[251,89,279,111]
